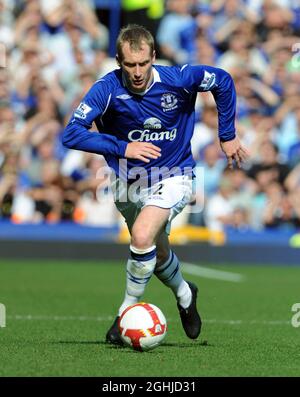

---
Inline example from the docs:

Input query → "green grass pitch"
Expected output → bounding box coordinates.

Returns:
[0,259,299,377]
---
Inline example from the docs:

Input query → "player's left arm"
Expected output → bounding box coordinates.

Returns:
[219,135,249,169]
[179,64,250,168]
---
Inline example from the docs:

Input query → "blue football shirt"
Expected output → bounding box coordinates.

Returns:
[63,64,236,183]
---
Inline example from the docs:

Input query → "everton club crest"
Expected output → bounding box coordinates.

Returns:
[161,93,178,112]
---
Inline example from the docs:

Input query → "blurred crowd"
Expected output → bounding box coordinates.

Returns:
[1,0,300,233]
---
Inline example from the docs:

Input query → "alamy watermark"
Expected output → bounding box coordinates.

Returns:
[291,43,300,69]
[0,303,6,328]
[291,303,300,328]
[0,43,6,68]
[94,160,205,214]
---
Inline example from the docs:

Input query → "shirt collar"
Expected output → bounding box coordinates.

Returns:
[122,66,161,96]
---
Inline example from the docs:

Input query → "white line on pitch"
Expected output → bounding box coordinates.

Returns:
[6,315,290,325]
[7,314,114,322]
[181,262,245,283]
[204,319,290,325]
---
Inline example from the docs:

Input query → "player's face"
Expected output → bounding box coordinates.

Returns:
[118,42,156,93]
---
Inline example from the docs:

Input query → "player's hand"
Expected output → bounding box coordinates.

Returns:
[220,137,250,169]
[125,142,162,163]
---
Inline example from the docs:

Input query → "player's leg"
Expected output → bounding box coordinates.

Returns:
[106,205,170,345]
[155,232,192,309]
[118,205,170,314]
[155,232,202,339]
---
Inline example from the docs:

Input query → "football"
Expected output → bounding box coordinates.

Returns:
[118,302,167,351]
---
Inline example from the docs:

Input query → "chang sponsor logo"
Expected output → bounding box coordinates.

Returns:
[128,129,177,142]
[128,117,176,142]
[143,117,162,130]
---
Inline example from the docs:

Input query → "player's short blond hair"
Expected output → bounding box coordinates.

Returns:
[116,24,155,62]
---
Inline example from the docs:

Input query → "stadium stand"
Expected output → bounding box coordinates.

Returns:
[1,0,300,262]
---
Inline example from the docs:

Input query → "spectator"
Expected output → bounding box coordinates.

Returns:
[263,182,300,229]
[72,155,118,226]
[191,104,218,159]
[2,0,300,237]
[156,0,194,64]
[196,142,226,197]
[189,142,226,226]
[247,140,291,189]
[204,175,235,232]
[122,0,164,39]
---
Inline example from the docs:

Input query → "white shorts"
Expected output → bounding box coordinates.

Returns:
[112,175,193,234]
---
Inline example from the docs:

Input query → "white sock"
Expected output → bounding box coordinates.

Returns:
[154,250,192,309]
[118,245,156,316]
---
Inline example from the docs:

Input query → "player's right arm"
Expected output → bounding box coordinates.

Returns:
[62,79,127,157]
[62,79,160,162]
[124,142,161,163]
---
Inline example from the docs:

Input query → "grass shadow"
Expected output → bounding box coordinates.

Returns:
[52,340,212,351]
[54,340,105,345]
[54,340,129,350]
[162,340,211,348]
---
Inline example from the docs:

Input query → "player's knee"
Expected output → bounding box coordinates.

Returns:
[131,229,154,250]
